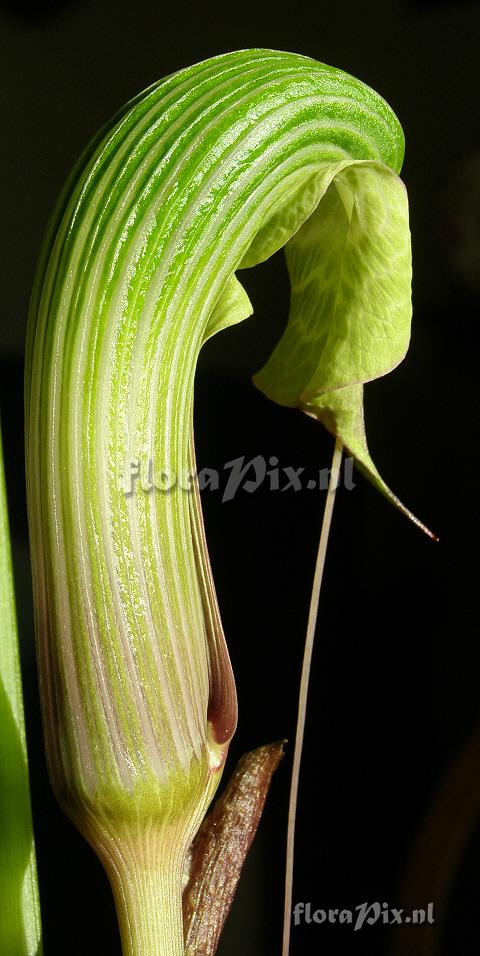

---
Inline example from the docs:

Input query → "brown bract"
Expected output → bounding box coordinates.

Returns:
[183,741,285,955]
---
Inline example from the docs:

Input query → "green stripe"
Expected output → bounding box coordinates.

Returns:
[25,49,405,814]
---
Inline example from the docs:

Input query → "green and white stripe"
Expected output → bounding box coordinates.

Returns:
[25,48,414,954]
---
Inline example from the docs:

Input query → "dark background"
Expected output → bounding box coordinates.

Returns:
[1,0,479,954]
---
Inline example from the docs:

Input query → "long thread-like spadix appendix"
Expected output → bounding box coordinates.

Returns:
[25,49,419,955]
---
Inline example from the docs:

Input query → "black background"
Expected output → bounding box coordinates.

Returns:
[1,0,479,954]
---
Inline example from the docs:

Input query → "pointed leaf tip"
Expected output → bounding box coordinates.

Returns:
[253,160,434,537]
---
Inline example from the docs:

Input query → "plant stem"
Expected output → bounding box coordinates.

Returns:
[282,437,343,956]
[106,838,187,956]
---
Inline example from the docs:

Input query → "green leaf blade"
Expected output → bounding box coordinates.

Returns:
[0,429,42,956]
